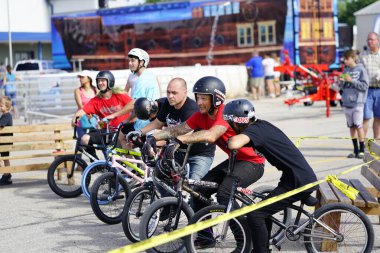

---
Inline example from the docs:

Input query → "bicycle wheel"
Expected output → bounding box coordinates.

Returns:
[90,171,131,224]
[252,185,292,241]
[122,185,160,242]
[304,203,374,253]
[47,155,88,198]
[139,197,194,253]
[81,160,111,200]
[185,204,251,253]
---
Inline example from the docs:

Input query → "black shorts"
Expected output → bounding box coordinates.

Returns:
[88,129,117,147]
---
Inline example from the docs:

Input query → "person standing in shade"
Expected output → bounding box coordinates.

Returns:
[360,32,380,139]
[341,50,369,159]
[262,53,276,98]
[2,65,20,118]
[246,50,264,100]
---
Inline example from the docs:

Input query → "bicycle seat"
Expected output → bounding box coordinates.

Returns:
[302,195,319,206]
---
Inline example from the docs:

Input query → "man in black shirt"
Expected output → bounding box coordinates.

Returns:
[223,99,318,253]
[128,77,216,180]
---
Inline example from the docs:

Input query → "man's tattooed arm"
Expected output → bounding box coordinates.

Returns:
[153,122,193,140]
[177,125,228,144]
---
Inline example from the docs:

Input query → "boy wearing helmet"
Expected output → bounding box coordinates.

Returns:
[224,99,317,253]
[142,77,264,247]
[72,70,134,159]
[119,48,160,147]
[123,48,160,127]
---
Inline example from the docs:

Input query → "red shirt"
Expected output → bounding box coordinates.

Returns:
[83,93,132,127]
[186,104,265,164]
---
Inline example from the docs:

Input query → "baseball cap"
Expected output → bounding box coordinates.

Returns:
[77,70,92,78]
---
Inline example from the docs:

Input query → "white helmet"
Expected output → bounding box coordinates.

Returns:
[128,48,150,68]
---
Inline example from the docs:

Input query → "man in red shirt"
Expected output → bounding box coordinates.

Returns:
[142,76,265,247]
[72,70,133,159]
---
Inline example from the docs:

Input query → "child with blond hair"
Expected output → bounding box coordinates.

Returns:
[0,96,13,185]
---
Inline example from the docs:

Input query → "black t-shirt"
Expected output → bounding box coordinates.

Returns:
[0,112,13,146]
[152,97,167,123]
[156,97,216,157]
[242,119,317,191]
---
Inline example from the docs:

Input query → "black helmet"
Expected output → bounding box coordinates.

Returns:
[134,97,158,120]
[193,76,226,108]
[96,70,115,90]
[153,159,180,186]
[222,99,256,127]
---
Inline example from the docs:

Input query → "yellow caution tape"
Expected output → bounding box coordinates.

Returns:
[109,140,380,253]
[326,175,359,200]
[108,179,322,253]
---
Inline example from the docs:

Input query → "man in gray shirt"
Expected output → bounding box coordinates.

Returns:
[360,32,380,139]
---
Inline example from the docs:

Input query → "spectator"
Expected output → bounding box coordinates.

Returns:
[341,50,369,159]
[0,62,6,93]
[245,50,264,100]
[360,32,380,139]
[0,96,13,185]
[74,70,97,139]
[282,49,292,82]
[272,53,282,96]
[262,53,276,98]
[2,65,20,118]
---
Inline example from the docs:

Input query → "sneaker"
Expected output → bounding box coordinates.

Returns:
[347,153,357,158]
[194,238,216,249]
[357,152,364,159]
[0,174,12,186]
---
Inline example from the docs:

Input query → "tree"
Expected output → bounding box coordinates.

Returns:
[338,0,378,26]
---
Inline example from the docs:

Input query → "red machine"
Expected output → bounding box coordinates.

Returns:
[275,64,342,117]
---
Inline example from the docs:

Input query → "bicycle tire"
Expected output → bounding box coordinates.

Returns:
[47,155,88,198]
[122,186,160,242]
[139,197,194,253]
[252,185,292,242]
[81,160,111,200]
[90,171,131,224]
[185,204,252,253]
[304,203,374,253]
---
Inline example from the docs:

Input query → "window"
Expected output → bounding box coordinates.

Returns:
[15,51,34,62]
[323,19,333,39]
[312,19,320,40]
[237,24,254,47]
[300,19,311,40]
[257,21,276,45]
[232,2,240,14]
[204,6,211,17]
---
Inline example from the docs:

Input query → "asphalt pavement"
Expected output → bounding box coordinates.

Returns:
[1,95,380,253]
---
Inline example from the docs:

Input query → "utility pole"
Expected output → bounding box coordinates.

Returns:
[7,0,13,67]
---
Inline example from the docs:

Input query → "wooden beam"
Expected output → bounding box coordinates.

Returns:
[0,163,52,173]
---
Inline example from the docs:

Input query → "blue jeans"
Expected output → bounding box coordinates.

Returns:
[157,155,213,198]
[187,155,214,180]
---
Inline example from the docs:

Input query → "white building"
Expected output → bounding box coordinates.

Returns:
[354,0,380,51]
[0,0,144,67]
